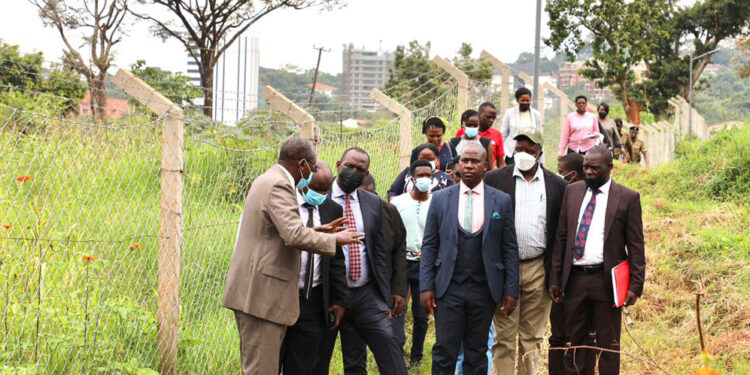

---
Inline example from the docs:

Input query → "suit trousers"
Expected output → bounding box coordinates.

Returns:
[432,279,496,375]
[392,260,429,364]
[549,299,596,375]
[492,257,550,375]
[280,286,325,375]
[317,282,407,375]
[234,310,287,375]
[563,269,622,375]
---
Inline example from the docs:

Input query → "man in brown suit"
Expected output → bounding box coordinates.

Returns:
[548,145,646,375]
[222,137,363,375]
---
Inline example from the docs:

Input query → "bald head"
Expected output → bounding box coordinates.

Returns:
[278,137,316,164]
[309,160,333,195]
[462,142,487,160]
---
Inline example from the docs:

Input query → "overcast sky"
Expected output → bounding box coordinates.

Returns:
[3,0,553,75]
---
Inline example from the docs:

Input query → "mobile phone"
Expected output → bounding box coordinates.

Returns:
[327,311,336,328]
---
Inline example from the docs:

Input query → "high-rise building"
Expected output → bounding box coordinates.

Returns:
[186,36,260,125]
[557,61,607,100]
[342,44,394,111]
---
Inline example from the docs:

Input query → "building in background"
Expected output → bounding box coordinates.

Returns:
[186,36,260,126]
[78,92,129,120]
[342,44,393,111]
[557,61,607,100]
[306,82,338,98]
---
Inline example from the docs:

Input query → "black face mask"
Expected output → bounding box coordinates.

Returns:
[519,103,530,111]
[338,167,365,194]
[599,112,608,119]
[584,175,608,190]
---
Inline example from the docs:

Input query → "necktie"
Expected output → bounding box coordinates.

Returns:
[302,203,315,299]
[464,189,473,232]
[573,188,602,260]
[344,195,362,282]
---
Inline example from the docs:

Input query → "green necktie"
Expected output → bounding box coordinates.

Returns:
[464,189,473,232]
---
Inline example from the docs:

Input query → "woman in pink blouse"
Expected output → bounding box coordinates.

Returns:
[558,95,600,159]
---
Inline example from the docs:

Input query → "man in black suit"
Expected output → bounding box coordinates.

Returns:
[314,148,407,375]
[549,146,646,374]
[484,129,567,375]
[279,160,350,374]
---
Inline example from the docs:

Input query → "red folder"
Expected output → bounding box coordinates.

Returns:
[611,260,630,307]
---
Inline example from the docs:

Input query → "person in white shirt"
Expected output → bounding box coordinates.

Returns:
[500,87,543,165]
[390,159,434,369]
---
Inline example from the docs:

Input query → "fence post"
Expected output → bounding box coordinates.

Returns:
[432,55,470,116]
[371,88,412,169]
[480,50,511,115]
[261,85,318,145]
[112,68,183,375]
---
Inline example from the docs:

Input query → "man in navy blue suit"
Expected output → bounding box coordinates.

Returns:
[420,143,520,375]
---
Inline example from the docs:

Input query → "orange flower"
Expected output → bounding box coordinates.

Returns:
[690,369,720,375]
[16,175,33,182]
[82,255,98,261]
[129,243,144,250]
[1,223,11,229]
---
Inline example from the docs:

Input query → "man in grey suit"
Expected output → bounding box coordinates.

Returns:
[222,137,363,375]
[420,143,520,375]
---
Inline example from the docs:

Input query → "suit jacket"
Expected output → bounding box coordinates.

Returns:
[318,199,351,316]
[419,184,520,303]
[550,180,646,300]
[222,165,336,326]
[328,186,392,305]
[382,201,407,298]
[484,165,568,288]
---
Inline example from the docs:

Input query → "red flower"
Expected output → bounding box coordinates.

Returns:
[82,255,98,261]
[16,175,33,182]
[129,243,144,250]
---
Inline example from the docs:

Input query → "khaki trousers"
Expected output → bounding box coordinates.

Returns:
[234,310,287,375]
[492,257,551,375]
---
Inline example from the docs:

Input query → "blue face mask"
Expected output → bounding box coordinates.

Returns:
[465,126,479,138]
[414,177,432,193]
[296,160,314,190]
[303,188,327,206]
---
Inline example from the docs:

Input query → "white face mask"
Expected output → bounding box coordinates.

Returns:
[514,152,538,171]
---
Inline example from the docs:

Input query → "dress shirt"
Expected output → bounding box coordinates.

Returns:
[458,181,485,233]
[391,193,432,261]
[331,181,370,288]
[296,192,322,289]
[558,111,599,155]
[572,178,612,266]
[519,110,533,130]
[513,166,547,260]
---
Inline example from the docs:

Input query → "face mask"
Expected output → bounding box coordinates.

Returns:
[414,177,432,193]
[428,160,437,171]
[519,103,530,111]
[303,189,327,206]
[599,112,608,119]
[296,160,314,189]
[337,167,365,194]
[514,151,538,171]
[558,171,574,183]
[464,126,479,138]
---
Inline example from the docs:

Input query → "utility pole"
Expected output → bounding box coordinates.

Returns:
[309,45,331,106]
[532,0,543,110]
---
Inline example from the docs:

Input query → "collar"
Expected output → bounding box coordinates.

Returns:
[332,179,359,201]
[590,178,613,195]
[513,164,544,182]
[278,164,295,189]
[296,191,319,211]
[479,127,498,137]
[460,180,484,195]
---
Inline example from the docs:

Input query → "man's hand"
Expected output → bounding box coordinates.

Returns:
[420,291,437,316]
[624,291,639,306]
[390,295,406,318]
[334,228,365,246]
[314,217,349,233]
[501,296,517,318]
[328,305,345,330]
[548,285,563,304]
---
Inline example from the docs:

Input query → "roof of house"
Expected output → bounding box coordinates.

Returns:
[306,83,337,90]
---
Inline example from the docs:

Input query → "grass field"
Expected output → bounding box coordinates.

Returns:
[1,111,748,374]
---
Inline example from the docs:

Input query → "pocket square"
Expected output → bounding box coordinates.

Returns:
[491,212,502,220]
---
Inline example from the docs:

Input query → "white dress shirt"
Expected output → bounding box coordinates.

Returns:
[573,178,612,266]
[331,181,370,288]
[513,166,547,260]
[297,192,322,289]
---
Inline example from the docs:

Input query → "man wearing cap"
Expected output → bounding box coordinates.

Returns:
[625,126,649,168]
[484,128,568,375]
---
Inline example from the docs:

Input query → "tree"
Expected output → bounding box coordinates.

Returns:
[31,0,129,124]
[130,60,202,106]
[133,0,340,117]
[545,0,670,123]
[737,35,750,79]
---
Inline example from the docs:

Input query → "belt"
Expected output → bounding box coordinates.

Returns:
[572,264,603,274]
[520,255,544,263]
